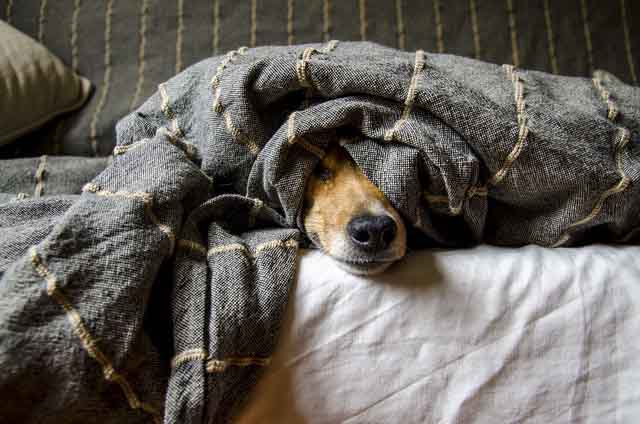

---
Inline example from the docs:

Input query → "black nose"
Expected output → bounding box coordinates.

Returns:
[347,215,397,252]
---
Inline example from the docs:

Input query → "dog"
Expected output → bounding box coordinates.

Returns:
[304,144,407,275]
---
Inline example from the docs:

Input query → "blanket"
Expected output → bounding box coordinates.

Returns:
[0,41,639,423]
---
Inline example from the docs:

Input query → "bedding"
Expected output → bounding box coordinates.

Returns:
[239,245,640,423]
[1,0,637,157]
[0,41,639,423]
[0,21,91,146]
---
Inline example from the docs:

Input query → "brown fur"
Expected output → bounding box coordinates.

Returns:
[304,144,406,270]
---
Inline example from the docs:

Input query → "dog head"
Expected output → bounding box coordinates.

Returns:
[303,144,407,275]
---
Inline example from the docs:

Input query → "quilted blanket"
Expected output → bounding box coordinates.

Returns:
[0,41,638,423]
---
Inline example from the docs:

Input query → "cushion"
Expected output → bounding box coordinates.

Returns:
[0,21,91,146]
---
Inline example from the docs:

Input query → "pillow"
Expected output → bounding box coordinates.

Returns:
[0,21,91,146]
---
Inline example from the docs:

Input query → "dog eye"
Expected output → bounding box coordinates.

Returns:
[314,165,333,182]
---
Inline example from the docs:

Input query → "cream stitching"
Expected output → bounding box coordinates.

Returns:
[395,0,406,50]
[254,238,298,255]
[579,0,594,74]
[250,0,257,47]
[170,349,271,373]
[433,0,444,53]
[469,0,481,59]
[207,239,298,258]
[287,112,326,158]
[34,155,47,198]
[593,73,619,121]
[176,239,208,256]
[5,0,13,25]
[71,0,81,73]
[158,83,198,157]
[287,0,295,45]
[175,0,184,74]
[83,183,176,254]
[16,192,29,201]
[223,111,261,155]
[543,0,559,74]
[207,243,248,256]
[552,128,631,247]
[38,0,48,43]
[206,357,271,373]
[323,0,331,42]
[506,0,520,67]
[129,0,150,111]
[619,0,638,85]
[212,0,220,54]
[88,0,114,156]
[359,0,367,41]
[171,348,208,368]
[384,50,425,141]
[296,47,318,88]
[211,47,248,112]
[424,185,488,216]
[489,64,529,185]
[113,140,148,156]
[29,248,162,424]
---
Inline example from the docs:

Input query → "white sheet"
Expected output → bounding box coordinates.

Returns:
[237,245,640,423]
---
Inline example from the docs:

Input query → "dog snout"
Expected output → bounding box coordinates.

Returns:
[347,215,397,252]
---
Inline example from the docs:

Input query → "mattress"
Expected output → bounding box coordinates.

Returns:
[238,245,640,423]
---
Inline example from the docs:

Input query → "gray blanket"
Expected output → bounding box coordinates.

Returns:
[1,41,639,423]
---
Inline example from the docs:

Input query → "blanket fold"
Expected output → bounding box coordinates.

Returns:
[0,41,638,423]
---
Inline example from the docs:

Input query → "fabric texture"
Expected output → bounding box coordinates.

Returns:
[0,41,639,423]
[0,0,637,157]
[0,20,91,146]
[239,245,640,424]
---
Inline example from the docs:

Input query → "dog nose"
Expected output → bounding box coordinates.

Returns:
[347,215,397,252]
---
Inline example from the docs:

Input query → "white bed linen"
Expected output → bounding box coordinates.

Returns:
[237,245,640,423]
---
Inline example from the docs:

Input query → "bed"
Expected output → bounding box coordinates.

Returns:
[1,2,638,423]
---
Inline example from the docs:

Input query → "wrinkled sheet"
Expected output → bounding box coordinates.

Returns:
[239,245,640,423]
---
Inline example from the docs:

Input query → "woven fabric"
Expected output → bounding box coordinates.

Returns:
[0,41,639,423]
[0,0,637,157]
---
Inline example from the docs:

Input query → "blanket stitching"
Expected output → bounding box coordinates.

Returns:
[223,111,261,155]
[83,183,176,254]
[34,155,48,198]
[211,47,248,112]
[287,112,325,158]
[552,128,631,247]
[158,83,198,158]
[490,64,529,185]
[176,239,208,256]
[170,348,271,372]
[593,72,619,121]
[384,50,425,141]
[29,248,162,424]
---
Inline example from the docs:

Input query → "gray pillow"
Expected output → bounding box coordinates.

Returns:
[0,21,91,146]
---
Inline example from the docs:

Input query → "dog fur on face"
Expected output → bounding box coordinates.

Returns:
[303,144,407,275]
